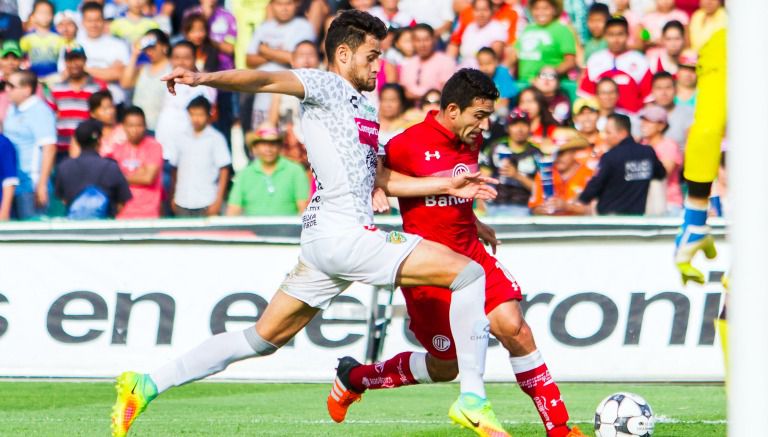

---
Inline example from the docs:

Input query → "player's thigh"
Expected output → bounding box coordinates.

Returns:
[397,239,473,288]
[255,290,320,347]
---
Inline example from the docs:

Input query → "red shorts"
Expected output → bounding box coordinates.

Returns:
[401,250,522,360]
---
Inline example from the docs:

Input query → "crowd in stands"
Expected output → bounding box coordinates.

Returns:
[0,0,728,221]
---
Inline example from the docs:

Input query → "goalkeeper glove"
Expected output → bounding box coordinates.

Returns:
[675,202,717,285]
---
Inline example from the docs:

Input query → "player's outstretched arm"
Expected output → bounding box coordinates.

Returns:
[161,67,305,98]
[376,165,498,200]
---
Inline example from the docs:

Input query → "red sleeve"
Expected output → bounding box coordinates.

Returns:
[638,68,653,102]
[450,9,473,46]
[384,133,415,176]
[148,139,164,166]
[578,67,596,97]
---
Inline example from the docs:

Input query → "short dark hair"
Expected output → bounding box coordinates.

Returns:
[32,0,54,14]
[380,83,407,111]
[81,1,104,17]
[145,28,171,55]
[596,76,618,92]
[662,19,685,36]
[652,71,675,86]
[440,68,499,111]
[412,23,434,36]
[13,70,38,94]
[88,90,113,113]
[605,15,629,33]
[187,95,211,113]
[588,2,610,19]
[123,106,146,122]
[171,40,196,57]
[325,10,387,64]
[476,46,497,59]
[607,112,632,134]
[75,119,103,149]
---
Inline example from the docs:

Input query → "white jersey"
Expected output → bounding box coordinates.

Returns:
[291,69,380,242]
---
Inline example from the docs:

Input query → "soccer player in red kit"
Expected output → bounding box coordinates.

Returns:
[327,69,585,437]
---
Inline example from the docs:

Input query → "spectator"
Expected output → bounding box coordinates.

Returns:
[675,50,698,108]
[578,113,666,215]
[639,104,682,213]
[451,0,518,52]
[582,2,609,65]
[120,29,171,133]
[109,106,163,219]
[529,128,594,215]
[185,0,237,71]
[20,0,62,80]
[650,71,693,151]
[532,65,571,125]
[647,20,686,75]
[593,77,639,138]
[168,96,231,217]
[579,16,652,115]
[71,90,126,158]
[110,0,160,46]
[640,0,689,46]
[690,0,726,53]
[3,70,56,219]
[480,108,540,217]
[77,1,130,105]
[476,47,516,115]
[517,87,559,145]
[378,83,411,149]
[155,40,216,161]
[55,119,132,219]
[399,23,457,101]
[370,0,415,29]
[383,27,414,68]
[0,6,21,43]
[0,133,18,220]
[447,0,508,68]
[399,0,454,38]
[54,11,79,74]
[49,45,106,160]
[182,12,221,73]
[514,0,576,83]
[226,124,309,216]
[572,97,607,169]
[0,40,22,123]
[611,0,643,49]
[268,40,319,146]
[403,88,442,124]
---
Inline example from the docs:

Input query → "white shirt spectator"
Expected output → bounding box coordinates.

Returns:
[246,17,315,73]
[77,33,130,103]
[155,84,217,160]
[167,125,231,210]
[369,6,415,29]
[458,20,508,68]
[399,0,454,35]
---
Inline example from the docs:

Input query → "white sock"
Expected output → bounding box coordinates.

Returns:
[509,349,544,374]
[408,351,433,384]
[449,274,489,399]
[149,327,275,393]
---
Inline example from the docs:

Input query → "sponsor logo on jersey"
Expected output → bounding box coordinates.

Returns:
[424,195,471,207]
[386,231,407,244]
[424,151,440,161]
[355,117,380,151]
[432,335,451,352]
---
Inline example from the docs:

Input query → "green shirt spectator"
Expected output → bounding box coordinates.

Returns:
[227,125,310,216]
[515,0,576,83]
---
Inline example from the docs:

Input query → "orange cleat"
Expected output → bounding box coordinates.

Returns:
[327,356,365,423]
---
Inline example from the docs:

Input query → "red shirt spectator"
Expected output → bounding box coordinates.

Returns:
[579,17,652,114]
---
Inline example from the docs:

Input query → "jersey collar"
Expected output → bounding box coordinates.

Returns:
[425,110,460,146]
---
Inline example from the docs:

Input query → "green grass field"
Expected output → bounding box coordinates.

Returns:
[0,381,725,436]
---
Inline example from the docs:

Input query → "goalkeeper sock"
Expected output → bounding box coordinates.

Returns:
[348,352,429,391]
[510,350,570,437]
[149,327,276,393]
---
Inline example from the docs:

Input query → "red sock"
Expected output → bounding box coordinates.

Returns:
[511,351,570,437]
[348,352,418,392]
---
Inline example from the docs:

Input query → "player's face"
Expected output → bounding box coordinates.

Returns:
[605,25,628,54]
[662,28,684,56]
[347,35,382,93]
[123,114,147,145]
[455,98,494,144]
[651,78,675,107]
[508,121,531,144]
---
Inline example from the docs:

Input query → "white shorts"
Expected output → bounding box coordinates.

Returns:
[280,227,422,309]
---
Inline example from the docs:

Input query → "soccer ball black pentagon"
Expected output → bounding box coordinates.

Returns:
[594,392,655,437]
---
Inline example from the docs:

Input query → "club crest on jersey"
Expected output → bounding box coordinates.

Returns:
[386,231,407,244]
[452,163,471,177]
[425,151,441,161]
[432,335,451,352]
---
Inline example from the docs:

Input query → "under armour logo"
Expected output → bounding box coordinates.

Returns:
[425,151,440,161]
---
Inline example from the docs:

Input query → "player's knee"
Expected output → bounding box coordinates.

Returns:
[449,260,484,292]
[244,327,279,356]
[427,356,459,382]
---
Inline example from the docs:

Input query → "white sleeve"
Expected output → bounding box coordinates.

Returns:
[213,133,232,168]
[439,0,455,23]
[247,27,263,55]
[290,69,341,107]
[291,19,317,46]
[114,38,130,64]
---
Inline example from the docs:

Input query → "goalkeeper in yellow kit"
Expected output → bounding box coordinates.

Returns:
[673,28,728,364]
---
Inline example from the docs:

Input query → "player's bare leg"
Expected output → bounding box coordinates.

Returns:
[111,290,318,437]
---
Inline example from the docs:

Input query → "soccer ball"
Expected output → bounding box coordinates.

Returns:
[594,392,655,437]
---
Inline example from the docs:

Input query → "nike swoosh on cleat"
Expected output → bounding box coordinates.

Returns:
[131,382,138,395]
[461,411,480,428]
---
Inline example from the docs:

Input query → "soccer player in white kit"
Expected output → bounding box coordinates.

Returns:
[111,10,508,437]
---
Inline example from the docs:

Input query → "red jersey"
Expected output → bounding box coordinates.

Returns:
[385,111,483,257]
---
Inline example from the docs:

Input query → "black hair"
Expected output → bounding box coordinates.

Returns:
[294,39,319,56]
[392,27,412,47]
[145,28,171,54]
[380,83,408,112]
[440,68,499,111]
[81,1,104,17]
[171,40,196,57]
[412,23,435,36]
[652,71,675,86]
[75,119,103,149]
[588,2,610,19]
[605,15,629,33]
[88,90,113,113]
[662,19,685,36]
[607,112,632,134]
[596,76,618,92]
[14,70,38,94]
[477,46,497,60]
[187,95,211,113]
[32,0,54,14]
[517,86,559,130]
[123,106,146,122]
[325,10,387,64]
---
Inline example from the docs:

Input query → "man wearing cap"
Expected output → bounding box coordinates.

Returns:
[226,124,309,216]
[54,10,80,74]
[50,45,107,161]
[529,127,594,215]
[572,97,607,169]
[639,104,683,214]
[675,50,698,108]
[0,39,23,123]
[55,119,132,217]
[480,108,540,216]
